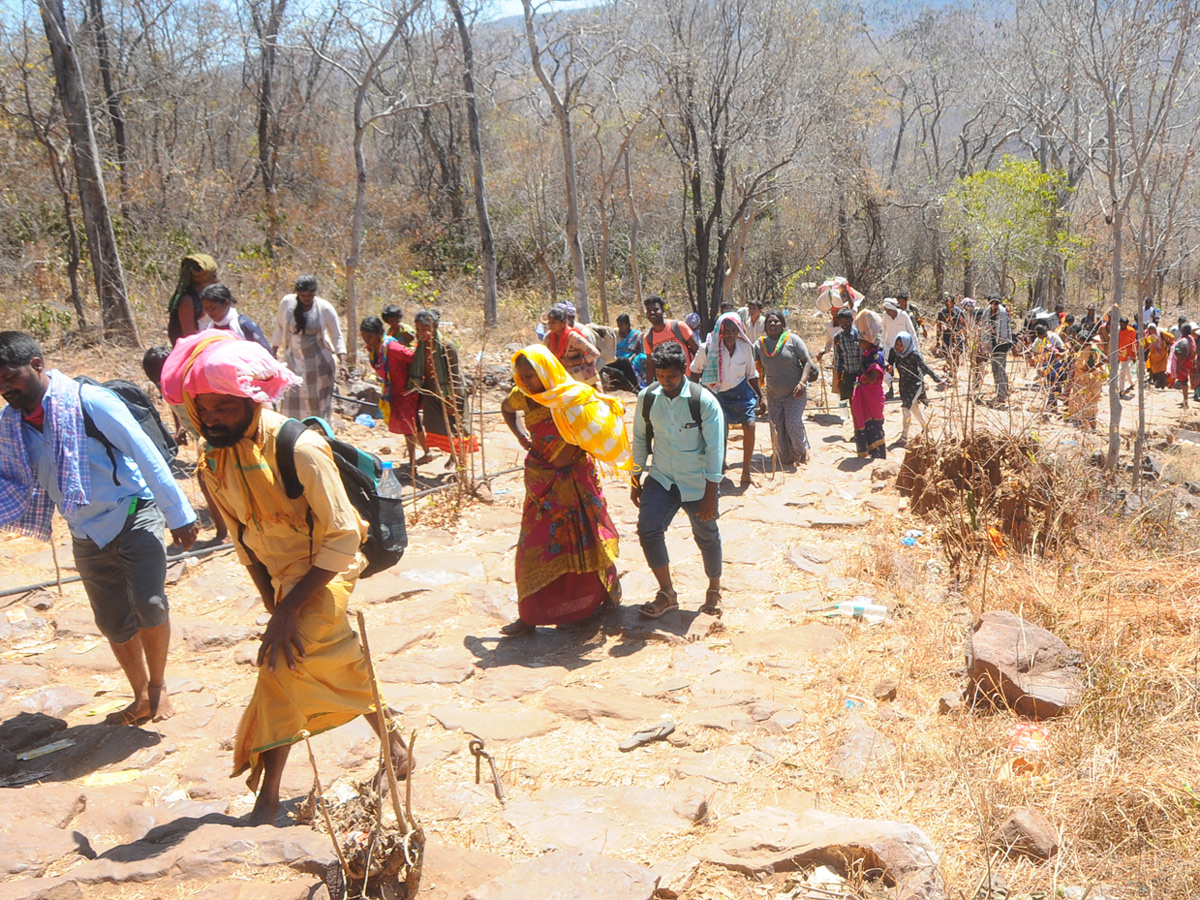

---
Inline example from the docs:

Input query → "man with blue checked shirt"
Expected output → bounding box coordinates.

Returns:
[0,331,198,726]
[631,341,725,620]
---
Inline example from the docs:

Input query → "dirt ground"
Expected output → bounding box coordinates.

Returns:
[2,336,1198,900]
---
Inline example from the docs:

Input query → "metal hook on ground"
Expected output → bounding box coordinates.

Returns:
[468,738,505,804]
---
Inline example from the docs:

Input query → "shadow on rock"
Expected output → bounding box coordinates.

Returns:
[837,457,874,472]
[0,712,161,786]
[462,627,600,672]
[810,413,846,426]
[97,812,242,864]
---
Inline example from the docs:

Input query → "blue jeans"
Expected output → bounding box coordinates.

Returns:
[636,477,722,578]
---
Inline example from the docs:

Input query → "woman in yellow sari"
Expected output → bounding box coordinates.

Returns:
[499,345,631,635]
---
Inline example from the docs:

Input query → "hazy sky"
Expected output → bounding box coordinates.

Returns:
[488,0,595,20]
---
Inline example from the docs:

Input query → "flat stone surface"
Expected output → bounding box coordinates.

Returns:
[0,822,88,876]
[671,744,753,784]
[829,721,896,779]
[375,647,477,684]
[502,783,709,854]
[420,841,513,899]
[731,625,847,658]
[700,806,944,899]
[17,686,89,718]
[430,701,559,742]
[467,848,659,900]
[457,665,568,702]
[394,552,485,587]
[541,687,668,723]
[671,644,727,677]
[368,624,437,658]
[179,618,258,652]
[0,664,52,691]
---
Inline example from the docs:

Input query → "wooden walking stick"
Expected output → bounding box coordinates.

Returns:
[356,610,409,830]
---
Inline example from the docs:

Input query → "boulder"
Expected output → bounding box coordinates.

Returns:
[965,611,1083,718]
[700,806,943,899]
[993,807,1059,860]
[467,848,659,900]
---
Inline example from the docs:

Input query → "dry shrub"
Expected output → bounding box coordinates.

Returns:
[897,428,1089,575]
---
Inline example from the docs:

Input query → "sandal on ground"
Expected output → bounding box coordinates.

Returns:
[414,454,434,466]
[499,618,535,637]
[638,590,679,619]
[618,718,676,752]
[698,588,723,618]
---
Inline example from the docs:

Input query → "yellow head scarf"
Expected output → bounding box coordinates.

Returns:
[512,344,632,473]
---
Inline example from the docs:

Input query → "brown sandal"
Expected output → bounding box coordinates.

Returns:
[699,589,723,617]
[500,618,535,637]
[638,590,679,619]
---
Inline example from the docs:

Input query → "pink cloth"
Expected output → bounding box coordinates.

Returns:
[162,331,300,405]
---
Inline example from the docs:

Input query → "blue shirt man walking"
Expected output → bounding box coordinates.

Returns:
[631,341,725,618]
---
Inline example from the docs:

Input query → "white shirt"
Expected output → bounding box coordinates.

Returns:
[690,339,757,392]
[272,294,347,358]
[738,307,767,342]
[882,309,919,352]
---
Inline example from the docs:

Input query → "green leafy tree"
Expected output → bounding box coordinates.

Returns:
[944,155,1078,302]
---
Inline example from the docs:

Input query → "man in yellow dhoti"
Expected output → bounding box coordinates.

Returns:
[161,331,410,826]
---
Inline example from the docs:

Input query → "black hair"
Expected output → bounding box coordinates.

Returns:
[719,300,737,313]
[835,308,854,322]
[360,316,385,335]
[895,289,909,299]
[747,299,764,308]
[381,304,402,321]
[1064,314,1076,325]
[1182,323,1193,336]
[142,345,171,385]
[413,309,437,327]
[1035,323,1048,335]
[651,340,687,373]
[546,306,569,323]
[199,283,234,307]
[1119,317,1129,326]
[0,331,42,368]
[292,276,318,334]
[763,308,788,326]
[616,313,630,327]
[643,294,665,310]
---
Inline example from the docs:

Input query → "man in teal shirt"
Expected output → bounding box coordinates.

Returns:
[631,341,725,618]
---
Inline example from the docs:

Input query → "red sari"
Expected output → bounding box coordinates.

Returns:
[508,388,619,625]
[371,337,421,435]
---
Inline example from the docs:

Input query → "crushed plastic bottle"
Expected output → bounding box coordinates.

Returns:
[355,413,377,427]
[821,599,887,624]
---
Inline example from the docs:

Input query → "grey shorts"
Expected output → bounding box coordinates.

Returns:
[72,499,169,644]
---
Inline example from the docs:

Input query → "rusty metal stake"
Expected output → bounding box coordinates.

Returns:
[469,738,505,804]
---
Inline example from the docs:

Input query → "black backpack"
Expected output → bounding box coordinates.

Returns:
[74,376,179,484]
[276,416,407,579]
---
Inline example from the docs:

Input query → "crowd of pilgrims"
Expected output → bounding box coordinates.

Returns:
[152,253,1191,633]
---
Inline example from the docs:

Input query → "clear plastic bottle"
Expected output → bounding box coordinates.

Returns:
[378,461,402,499]
[823,600,888,624]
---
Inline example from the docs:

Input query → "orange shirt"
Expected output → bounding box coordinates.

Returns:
[1118,326,1137,361]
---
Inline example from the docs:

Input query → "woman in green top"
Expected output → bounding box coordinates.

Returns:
[753,309,813,467]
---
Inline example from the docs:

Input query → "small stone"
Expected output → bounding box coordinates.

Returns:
[937,691,962,714]
[994,807,1059,860]
[829,722,895,779]
[873,679,898,702]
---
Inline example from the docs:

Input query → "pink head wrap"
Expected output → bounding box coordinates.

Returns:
[162,331,300,405]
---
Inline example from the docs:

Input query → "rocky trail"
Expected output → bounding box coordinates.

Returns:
[0,369,1195,900]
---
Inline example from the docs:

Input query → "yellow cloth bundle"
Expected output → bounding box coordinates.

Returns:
[511,344,632,473]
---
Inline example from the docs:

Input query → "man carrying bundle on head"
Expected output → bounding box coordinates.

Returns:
[162,331,410,826]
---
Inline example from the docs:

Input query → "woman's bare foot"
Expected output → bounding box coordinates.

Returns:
[500,618,535,637]
[104,696,152,726]
[247,794,280,827]
[148,683,175,722]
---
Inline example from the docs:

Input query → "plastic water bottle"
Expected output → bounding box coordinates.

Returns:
[378,461,402,499]
[824,600,888,624]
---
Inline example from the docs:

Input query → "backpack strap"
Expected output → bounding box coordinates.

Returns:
[276,418,307,500]
[688,387,702,428]
[274,417,316,563]
[641,388,657,451]
[79,402,121,486]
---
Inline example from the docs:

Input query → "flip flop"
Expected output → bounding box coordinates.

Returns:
[638,590,678,619]
[618,719,676,752]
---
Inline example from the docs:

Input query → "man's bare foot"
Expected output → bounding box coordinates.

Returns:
[247,794,280,827]
[104,697,151,726]
[389,729,412,779]
[148,684,175,722]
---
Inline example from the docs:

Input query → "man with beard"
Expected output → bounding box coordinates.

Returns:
[0,331,197,726]
[162,331,409,826]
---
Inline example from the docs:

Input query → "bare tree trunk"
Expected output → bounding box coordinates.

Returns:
[597,197,611,324]
[624,145,642,306]
[40,0,138,347]
[250,0,288,257]
[722,198,756,304]
[448,0,498,329]
[85,0,129,217]
[522,1,590,322]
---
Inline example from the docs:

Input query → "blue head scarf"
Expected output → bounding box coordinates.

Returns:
[895,331,916,356]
